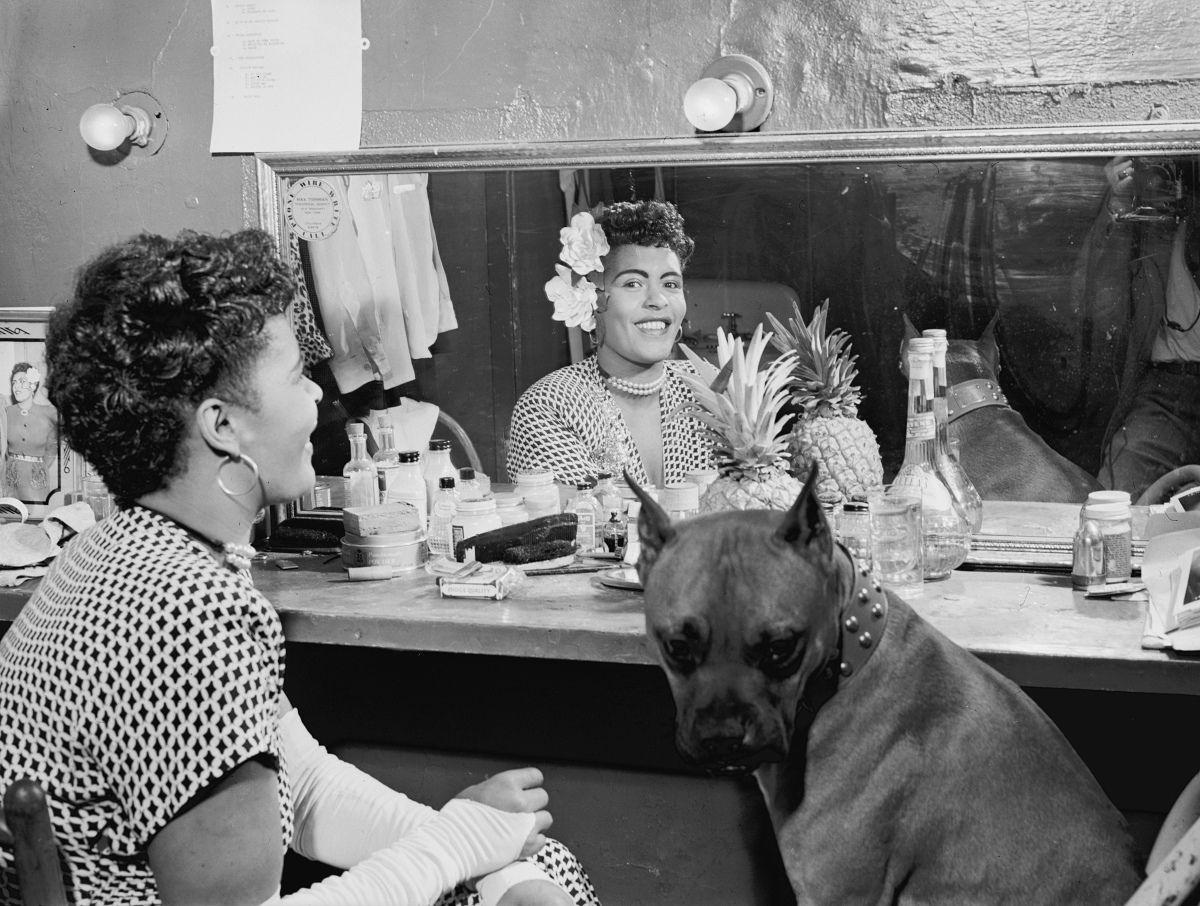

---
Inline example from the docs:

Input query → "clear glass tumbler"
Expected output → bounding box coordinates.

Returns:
[867,487,924,599]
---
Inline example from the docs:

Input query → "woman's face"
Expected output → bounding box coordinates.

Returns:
[596,244,686,371]
[12,373,34,405]
[231,315,323,506]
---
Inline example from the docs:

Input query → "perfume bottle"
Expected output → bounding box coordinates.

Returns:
[922,329,983,533]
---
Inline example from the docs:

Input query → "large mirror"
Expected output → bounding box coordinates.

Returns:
[257,125,1200,558]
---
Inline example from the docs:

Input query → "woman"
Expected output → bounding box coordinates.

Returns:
[507,200,714,487]
[0,230,596,906]
[4,363,58,502]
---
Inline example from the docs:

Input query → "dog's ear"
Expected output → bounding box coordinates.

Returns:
[898,315,921,378]
[978,312,1001,375]
[775,464,834,560]
[902,313,921,341]
[625,470,675,578]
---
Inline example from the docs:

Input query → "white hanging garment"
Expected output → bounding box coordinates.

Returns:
[386,174,457,358]
[305,176,413,393]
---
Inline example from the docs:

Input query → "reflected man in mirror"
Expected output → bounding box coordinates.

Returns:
[1099,156,1200,503]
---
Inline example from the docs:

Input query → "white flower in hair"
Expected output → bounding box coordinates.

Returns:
[23,367,41,386]
[546,265,598,332]
[558,211,609,276]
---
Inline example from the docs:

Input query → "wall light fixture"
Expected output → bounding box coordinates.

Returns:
[79,92,167,155]
[683,54,774,133]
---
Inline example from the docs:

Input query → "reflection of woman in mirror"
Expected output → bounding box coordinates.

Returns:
[0,230,595,905]
[508,200,714,487]
[4,362,58,503]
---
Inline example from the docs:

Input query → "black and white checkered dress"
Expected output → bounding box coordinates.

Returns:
[506,356,715,486]
[0,507,293,906]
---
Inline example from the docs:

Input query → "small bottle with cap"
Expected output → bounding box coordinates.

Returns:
[1079,491,1133,583]
[661,482,700,521]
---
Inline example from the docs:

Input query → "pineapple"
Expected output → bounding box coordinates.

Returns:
[765,300,883,502]
[676,324,803,512]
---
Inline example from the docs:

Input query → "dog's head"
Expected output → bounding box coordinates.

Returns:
[900,312,1002,385]
[629,468,847,776]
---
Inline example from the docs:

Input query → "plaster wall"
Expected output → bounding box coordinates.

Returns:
[2,0,1199,307]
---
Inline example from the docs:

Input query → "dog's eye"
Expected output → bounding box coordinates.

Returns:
[760,635,802,673]
[662,638,695,668]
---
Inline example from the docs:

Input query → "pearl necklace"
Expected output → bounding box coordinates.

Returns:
[604,368,669,397]
[141,506,257,571]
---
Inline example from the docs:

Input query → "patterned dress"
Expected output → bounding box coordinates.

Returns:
[0,507,292,906]
[506,356,715,486]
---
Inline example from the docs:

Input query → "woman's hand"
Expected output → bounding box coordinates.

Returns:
[455,768,552,858]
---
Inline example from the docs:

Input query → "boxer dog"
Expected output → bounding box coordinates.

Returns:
[628,468,1142,905]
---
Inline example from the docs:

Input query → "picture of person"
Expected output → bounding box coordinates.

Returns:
[4,363,59,504]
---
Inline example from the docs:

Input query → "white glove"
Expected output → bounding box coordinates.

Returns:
[281,798,533,905]
[283,708,438,868]
[278,709,535,905]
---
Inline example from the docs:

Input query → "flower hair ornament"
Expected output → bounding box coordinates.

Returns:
[18,367,41,387]
[545,209,609,332]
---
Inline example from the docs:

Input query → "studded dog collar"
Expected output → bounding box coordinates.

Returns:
[836,556,890,682]
[798,550,891,726]
[946,378,1009,423]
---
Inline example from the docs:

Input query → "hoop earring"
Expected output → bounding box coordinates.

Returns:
[675,325,683,342]
[217,453,260,497]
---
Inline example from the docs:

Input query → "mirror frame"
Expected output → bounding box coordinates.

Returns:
[255,122,1200,562]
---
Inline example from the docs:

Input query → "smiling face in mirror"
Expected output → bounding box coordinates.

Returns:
[595,244,686,378]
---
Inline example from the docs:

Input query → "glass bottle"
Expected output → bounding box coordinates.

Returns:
[457,467,484,502]
[372,419,401,501]
[387,450,428,528]
[593,472,625,550]
[892,340,969,579]
[82,462,114,521]
[344,423,379,508]
[567,482,598,552]
[622,499,643,566]
[427,476,459,559]
[923,329,983,533]
[424,439,457,515]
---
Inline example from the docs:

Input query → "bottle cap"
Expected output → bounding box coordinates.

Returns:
[429,439,452,451]
[459,467,476,480]
[516,469,554,485]
[493,493,523,509]
[439,477,456,489]
[347,422,365,436]
[398,451,420,463]
[843,500,869,515]
[1083,501,1130,520]
[922,329,947,338]
[456,497,496,514]
[596,471,613,481]
[627,500,642,520]
[1086,490,1131,506]
[661,482,699,512]
[576,482,592,492]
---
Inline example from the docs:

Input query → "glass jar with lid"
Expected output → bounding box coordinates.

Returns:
[514,469,561,517]
[451,497,503,562]
[493,493,530,527]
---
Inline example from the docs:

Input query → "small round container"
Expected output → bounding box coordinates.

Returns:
[1082,499,1133,582]
[452,497,503,561]
[514,470,561,517]
[341,527,428,571]
[661,482,699,521]
[494,493,530,527]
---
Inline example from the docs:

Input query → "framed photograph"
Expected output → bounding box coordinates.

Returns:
[0,307,83,521]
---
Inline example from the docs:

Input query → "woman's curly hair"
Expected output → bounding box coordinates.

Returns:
[600,200,695,268]
[46,229,295,507]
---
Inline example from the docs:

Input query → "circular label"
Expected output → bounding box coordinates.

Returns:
[285,177,340,241]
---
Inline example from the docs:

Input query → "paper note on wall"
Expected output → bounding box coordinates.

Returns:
[210,0,363,153]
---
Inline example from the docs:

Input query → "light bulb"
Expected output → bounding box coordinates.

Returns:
[684,78,738,132]
[79,104,134,151]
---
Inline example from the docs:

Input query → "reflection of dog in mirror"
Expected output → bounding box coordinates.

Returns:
[630,468,1141,905]
[901,315,1102,503]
